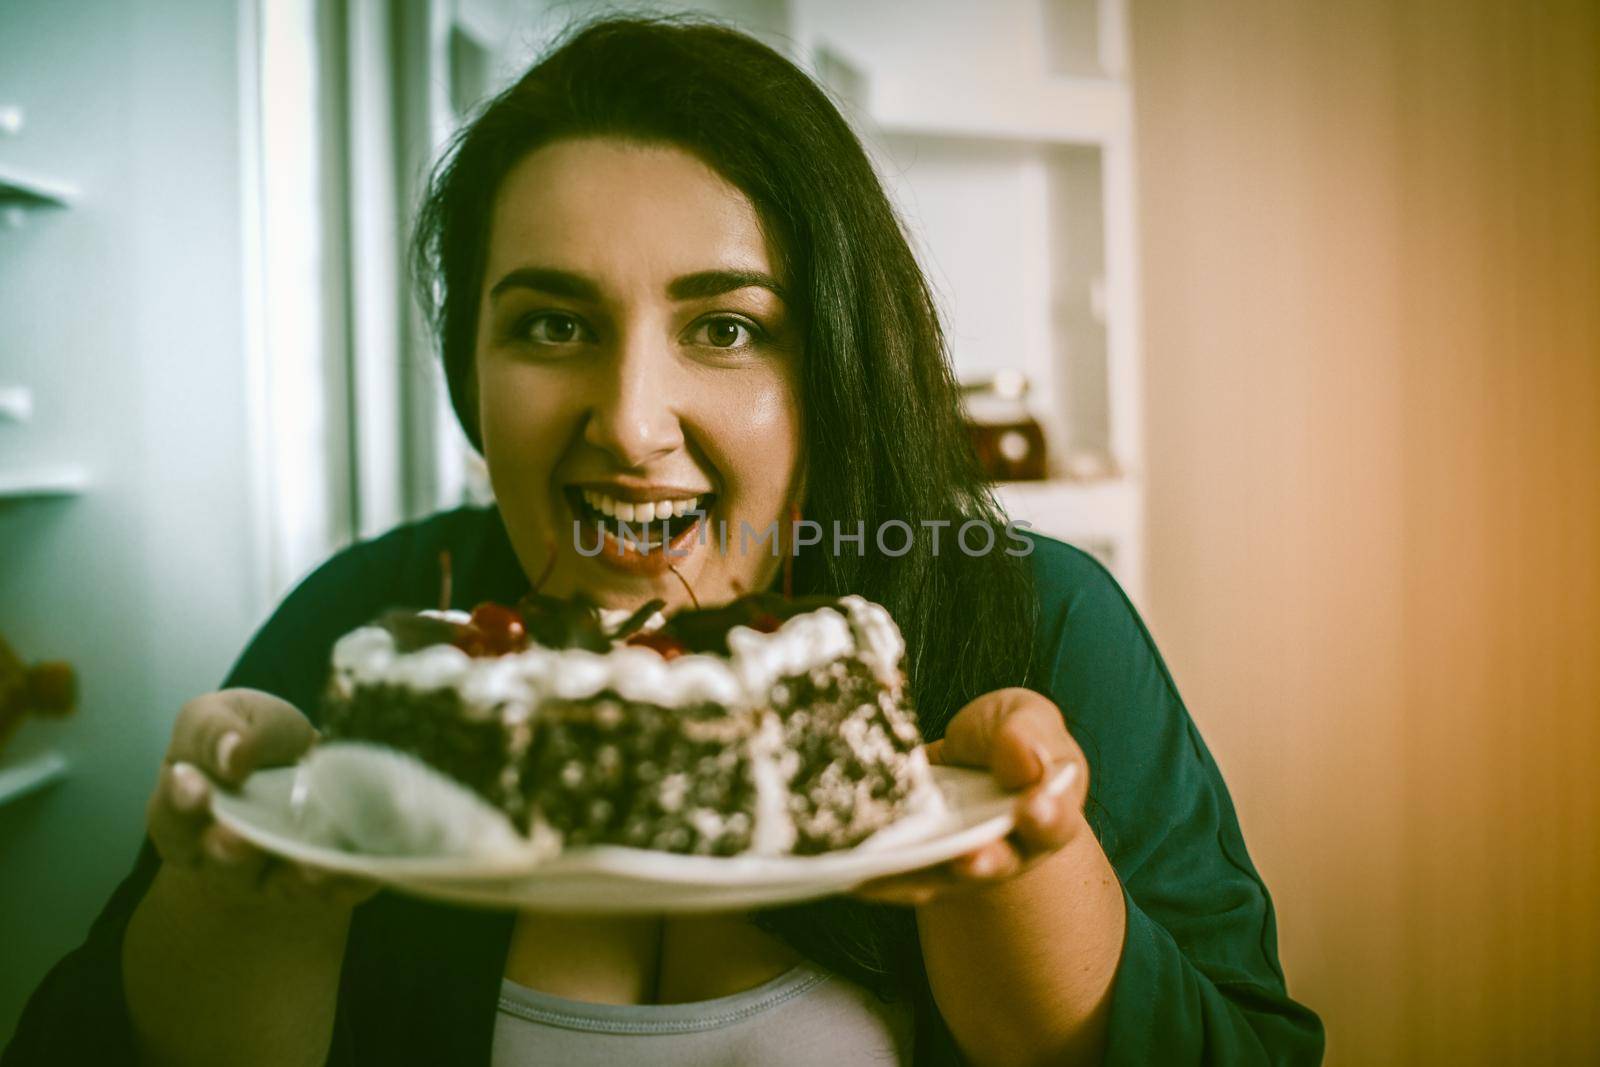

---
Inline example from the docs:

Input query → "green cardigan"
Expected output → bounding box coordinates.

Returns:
[4,506,1323,1065]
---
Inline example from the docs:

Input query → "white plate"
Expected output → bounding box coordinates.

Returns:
[212,764,1055,913]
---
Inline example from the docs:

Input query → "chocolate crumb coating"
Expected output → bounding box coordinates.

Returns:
[772,657,927,854]
[321,684,531,828]
[524,698,759,856]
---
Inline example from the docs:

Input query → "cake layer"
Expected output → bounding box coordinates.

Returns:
[525,697,762,855]
[321,683,531,828]
[772,656,930,853]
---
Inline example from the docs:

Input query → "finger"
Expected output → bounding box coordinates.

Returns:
[858,847,1011,895]
[853,873,953,906]
[934,691,1014,768]
[947,839,1023,881]
[169,693,252,783]
[260,862,380,908]
[989,706,1077,791]
[198,822,272,884]
[259,860,316,903]
[854,852,1020,904]
[1011,762,1086,853]
[854,884,937,906]
[170,690,316,786]
[298,867,381,908]
[146,762,212,867]
[938,688,1072,784]
[224,690,319,780]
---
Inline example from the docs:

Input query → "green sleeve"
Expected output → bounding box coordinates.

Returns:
[1027,537,1324,1065]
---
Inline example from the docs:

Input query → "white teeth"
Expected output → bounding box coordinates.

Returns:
[580,490,706,523]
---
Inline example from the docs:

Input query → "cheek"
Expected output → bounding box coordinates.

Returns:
[692,367,803,507]
[477,364,573,495]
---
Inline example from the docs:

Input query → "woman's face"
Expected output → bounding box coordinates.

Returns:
[475,137,804,611]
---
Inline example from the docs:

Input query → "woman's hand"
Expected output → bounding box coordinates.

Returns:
[128,690,371,1066]
[856,687,1089,906]
[146,688,375,910]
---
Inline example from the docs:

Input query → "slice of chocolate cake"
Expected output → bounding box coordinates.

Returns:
[319,591,943,857]
[654,593,936,854]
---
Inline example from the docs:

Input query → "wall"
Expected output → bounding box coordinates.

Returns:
[0,0,266,1038]
[1132,1,1599,1063]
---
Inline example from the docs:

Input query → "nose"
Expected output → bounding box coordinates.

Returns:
[582,326,685,467]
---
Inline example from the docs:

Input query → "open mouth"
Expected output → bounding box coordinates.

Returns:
[566,486,714,553]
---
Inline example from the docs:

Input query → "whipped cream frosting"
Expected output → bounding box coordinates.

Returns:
[329,597,908,716]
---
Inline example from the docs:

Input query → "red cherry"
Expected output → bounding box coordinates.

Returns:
[471,602,524,635]
[451,631,489,657]
[625,631,688,660]
[463,602,527,656]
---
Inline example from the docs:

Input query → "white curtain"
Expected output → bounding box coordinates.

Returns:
[241,0,496,600]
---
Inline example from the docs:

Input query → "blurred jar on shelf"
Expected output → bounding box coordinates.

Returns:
[961,369,1049,482]
[0,634,76,757]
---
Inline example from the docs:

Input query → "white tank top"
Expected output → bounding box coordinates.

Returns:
[491,961,914,1066]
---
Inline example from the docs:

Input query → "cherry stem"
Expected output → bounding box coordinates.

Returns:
[783,501,801,600]
[667,562,701,610]
[531,535,558,594]
[437,550,453,612]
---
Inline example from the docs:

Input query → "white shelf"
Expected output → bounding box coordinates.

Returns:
[996,478,1138,538]
[0,163,77,207]
[996,477,1144,602]
[0,465,90,499]
[0,750,68,808]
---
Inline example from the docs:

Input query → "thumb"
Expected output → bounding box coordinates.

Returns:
[931,688,1068,790]
[214,689,318,784]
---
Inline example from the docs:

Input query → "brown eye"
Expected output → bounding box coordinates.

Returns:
[690,316,761,349]
[523,313,592,345]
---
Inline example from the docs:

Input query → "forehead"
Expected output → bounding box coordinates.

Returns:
[484,137,779,285]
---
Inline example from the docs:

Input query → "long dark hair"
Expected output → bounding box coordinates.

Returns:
[412,15,1038,997]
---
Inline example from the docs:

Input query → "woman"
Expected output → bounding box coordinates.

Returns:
[5,17,1322,1067]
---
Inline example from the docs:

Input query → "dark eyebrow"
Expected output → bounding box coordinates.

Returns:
[667,270,787,303]
[489,268,601,302]
[488,266,786,304]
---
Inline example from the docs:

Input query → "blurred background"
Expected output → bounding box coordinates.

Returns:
[1,1,1595,1062]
